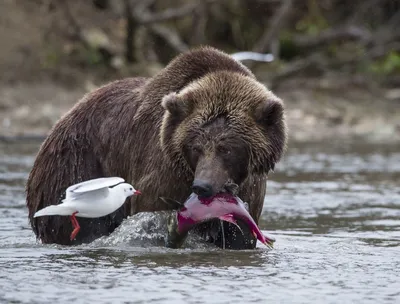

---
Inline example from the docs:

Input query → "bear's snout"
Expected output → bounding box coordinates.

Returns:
[192,179,214,197]
[192,154,229,198]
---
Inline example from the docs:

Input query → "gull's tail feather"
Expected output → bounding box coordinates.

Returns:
[33,205,75,217]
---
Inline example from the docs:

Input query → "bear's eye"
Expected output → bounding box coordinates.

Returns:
[191,145,202,154]
[218,146,231,155]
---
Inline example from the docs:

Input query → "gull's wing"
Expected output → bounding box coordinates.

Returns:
[65,177,125,200]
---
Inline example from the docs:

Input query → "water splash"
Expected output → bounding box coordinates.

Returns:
[220,220,225,250]
[90,211,169,248]
[90,211,214,250]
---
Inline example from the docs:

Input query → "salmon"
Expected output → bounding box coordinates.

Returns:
[165,193,275,249]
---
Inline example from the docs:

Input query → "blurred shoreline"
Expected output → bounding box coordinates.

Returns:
[1,74,399,144]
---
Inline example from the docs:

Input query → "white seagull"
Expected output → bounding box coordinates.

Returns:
[34,177,141,241]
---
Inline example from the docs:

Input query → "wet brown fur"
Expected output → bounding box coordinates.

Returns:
[26,46,287,245]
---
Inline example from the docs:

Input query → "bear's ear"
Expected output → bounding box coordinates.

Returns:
[162,92,193,118]
[254,98,285,129]
[253,97,287,174]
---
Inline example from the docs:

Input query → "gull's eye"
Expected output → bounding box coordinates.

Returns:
[130,187,133,191]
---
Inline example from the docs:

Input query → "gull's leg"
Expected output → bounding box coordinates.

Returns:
[70,211,80,241]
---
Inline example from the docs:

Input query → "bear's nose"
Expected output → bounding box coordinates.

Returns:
[192,179,213,197]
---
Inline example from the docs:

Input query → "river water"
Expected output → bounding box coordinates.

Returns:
[0,140,399,304]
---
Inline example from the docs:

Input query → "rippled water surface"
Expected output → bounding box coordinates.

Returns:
[0,140,399,304]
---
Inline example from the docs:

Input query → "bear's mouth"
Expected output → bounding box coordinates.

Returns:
[165,193,275,249]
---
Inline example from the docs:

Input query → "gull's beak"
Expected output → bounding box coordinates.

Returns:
[135,190,142,195]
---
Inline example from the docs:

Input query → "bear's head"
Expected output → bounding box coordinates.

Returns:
[160,71,287,198]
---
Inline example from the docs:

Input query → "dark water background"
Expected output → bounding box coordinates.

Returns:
[0,140,399,304]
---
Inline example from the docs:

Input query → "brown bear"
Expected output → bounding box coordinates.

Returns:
[26,46,287,249]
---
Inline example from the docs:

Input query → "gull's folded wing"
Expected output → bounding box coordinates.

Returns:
[65,177,125,200]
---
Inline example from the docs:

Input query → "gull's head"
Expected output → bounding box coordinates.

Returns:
[117,183,142,197]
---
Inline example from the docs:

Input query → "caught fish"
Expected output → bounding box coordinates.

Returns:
[165,193,275,249]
